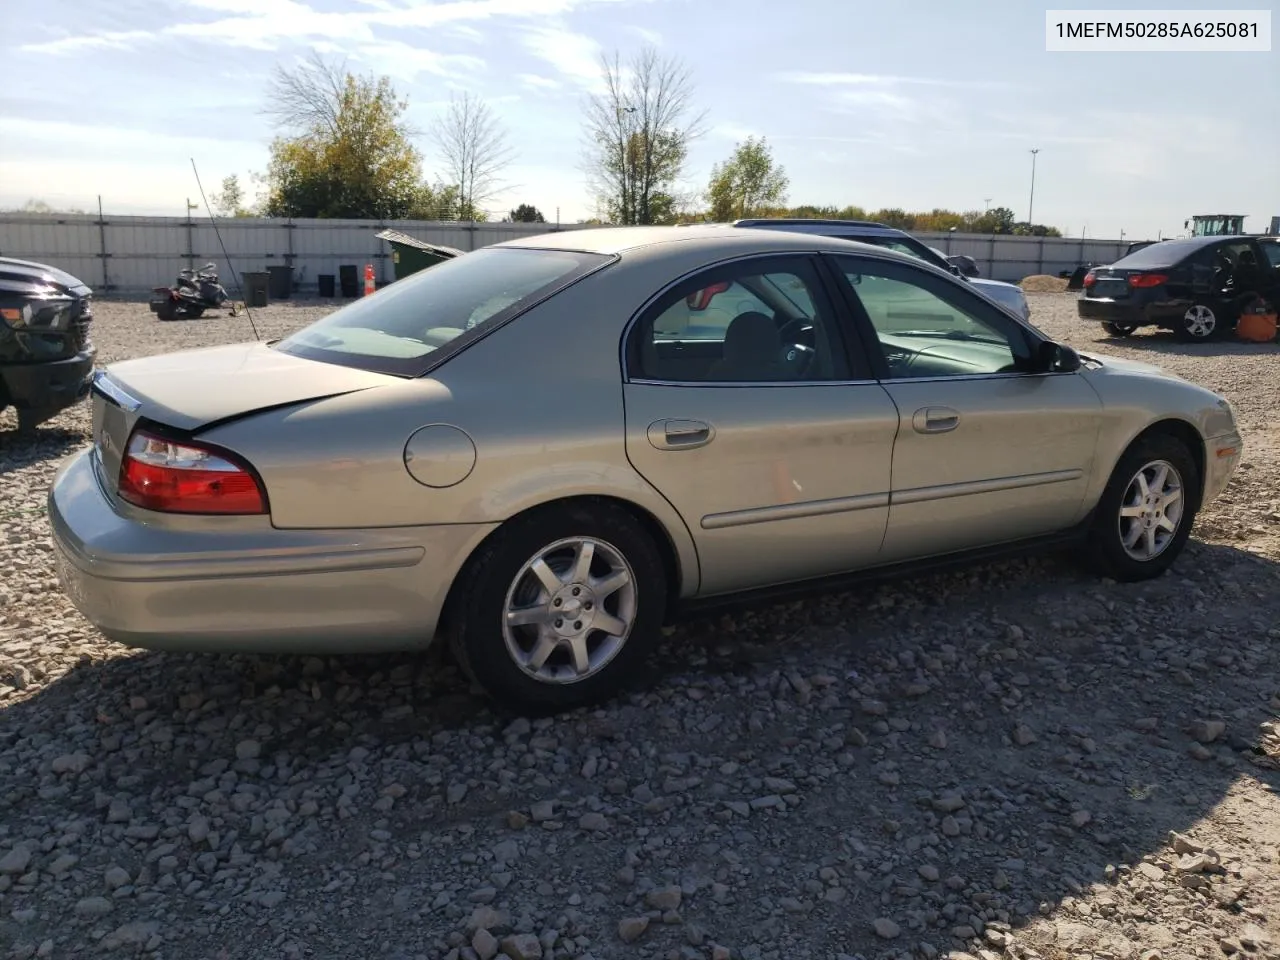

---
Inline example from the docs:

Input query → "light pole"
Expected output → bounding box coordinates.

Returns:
[1027,149,1040,226]
[983,198,992,212]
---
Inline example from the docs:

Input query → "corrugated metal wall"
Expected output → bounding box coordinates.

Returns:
[0,213,1127,295]
[919,233,1129,283]
[0,215,601,296]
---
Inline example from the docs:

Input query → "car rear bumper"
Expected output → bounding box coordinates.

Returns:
[0,348,96,419]
[48,448,497,654]
[1077,298,1146,325]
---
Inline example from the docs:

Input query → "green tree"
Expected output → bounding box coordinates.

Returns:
[706,136,789,221]
[11,198,88,215]
[869,208,915,230]
[582,46,706,225]
[210,175,251,217]
[963,206,1017,234]
[507,203,546,223]
[260,52,428,219]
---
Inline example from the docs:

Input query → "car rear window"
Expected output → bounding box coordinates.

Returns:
[1111,238,1211,269]
[273,247,612,377]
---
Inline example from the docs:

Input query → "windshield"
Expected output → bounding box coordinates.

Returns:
[274,247,611,376]
[856,235,950,270]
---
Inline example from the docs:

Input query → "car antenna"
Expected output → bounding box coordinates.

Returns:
[190,158,261,342]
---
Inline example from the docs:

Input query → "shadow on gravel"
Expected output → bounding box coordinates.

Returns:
[1088,331,1280,358]
[0,424,86,478]
[2,538,1279,957]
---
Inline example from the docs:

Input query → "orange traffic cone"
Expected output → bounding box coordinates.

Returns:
[363,264,376,297]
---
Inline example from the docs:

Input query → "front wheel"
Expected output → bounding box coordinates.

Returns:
[1083,434,1200,582]
[1175,303,1220,342]
[1101,321,1137,338]
[445,501,668,714]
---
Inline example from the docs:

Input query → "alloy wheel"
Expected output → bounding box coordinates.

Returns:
[1117,459,1185,561]
[502,536,638,685]
[1183,305,1216,339]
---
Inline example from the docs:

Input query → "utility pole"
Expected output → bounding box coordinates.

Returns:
[1027,149,1040,226]
[983,198,992,212]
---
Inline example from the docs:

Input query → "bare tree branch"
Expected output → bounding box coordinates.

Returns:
[433,92,516,220]
[581,45,706,225]
[261,49,349,138]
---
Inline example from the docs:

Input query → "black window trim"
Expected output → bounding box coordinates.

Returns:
[816,251,1067,384]
[621,251,878,387]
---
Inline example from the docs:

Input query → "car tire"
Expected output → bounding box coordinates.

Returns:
[1175,302,1221,342]
[445,500,669,715]
[1101,322,1137,338]
[1083,433,1200,583]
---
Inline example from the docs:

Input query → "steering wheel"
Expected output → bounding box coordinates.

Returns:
[776,317,817,377]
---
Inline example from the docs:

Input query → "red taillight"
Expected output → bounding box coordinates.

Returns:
[1083,271,1096,287]
[1128,273,1167,288]
[118,429,267,515]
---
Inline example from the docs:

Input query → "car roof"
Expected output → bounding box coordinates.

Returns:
[1114,234,1260,267]
[496,224,924,263]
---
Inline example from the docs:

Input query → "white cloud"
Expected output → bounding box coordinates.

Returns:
[448,24,487,43]
[517,73,563,90]
[626,25,662,44]
[21,0,631,59]
[19,30,155,54]
[520,24,604,91]
[350,39,486,81]
[710,121,758,141]
[777,71,1004,89]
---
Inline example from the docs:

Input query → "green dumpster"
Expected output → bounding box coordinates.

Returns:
[375,229,464,282]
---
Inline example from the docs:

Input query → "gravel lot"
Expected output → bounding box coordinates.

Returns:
[2,294,1279,960]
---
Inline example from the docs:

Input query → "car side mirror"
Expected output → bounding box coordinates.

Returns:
[1036,340,1081,373]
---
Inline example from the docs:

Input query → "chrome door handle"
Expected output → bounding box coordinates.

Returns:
[647,419,714,450]
[912,406,960,434]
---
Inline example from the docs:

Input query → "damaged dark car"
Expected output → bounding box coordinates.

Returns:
[0,257,97,433]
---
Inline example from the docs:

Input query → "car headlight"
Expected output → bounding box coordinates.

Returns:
[0,304,31,329]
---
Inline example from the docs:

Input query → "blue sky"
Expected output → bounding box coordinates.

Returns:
[2,0,1277,239]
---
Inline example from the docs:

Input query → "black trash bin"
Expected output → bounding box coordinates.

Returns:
[317,273,336,298]
[242,272,269,308]
[338,264,359,298]
[267,265,293,300]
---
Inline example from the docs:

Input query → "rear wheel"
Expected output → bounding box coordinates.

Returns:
[1175,302,1220,342]
[185,306,205,320]
[1101,321,1136,338]
[156,300,179,322]
[445,501,668,714]
[1083,433,1199,582]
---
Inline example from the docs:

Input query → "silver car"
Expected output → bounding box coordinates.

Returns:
[49,227,1243,713]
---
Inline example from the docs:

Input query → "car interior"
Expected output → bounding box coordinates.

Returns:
[636,266,1030,383]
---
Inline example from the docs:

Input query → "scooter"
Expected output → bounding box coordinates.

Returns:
[149,263,230,321]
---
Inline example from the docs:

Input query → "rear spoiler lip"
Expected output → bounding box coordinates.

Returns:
[91,370,142,413]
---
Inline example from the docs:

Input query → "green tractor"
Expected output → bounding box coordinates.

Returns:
[1185,214,1247,237]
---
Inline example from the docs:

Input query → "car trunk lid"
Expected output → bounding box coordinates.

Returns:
[90,342,397,497]
[1084,266,1133,299]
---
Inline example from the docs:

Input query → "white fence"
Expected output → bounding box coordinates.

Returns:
[0,212,1129,296]
[919,232,1130,283]
[0,215,597,297]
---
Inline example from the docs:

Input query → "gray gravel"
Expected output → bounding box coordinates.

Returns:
[2,294,1280,960]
